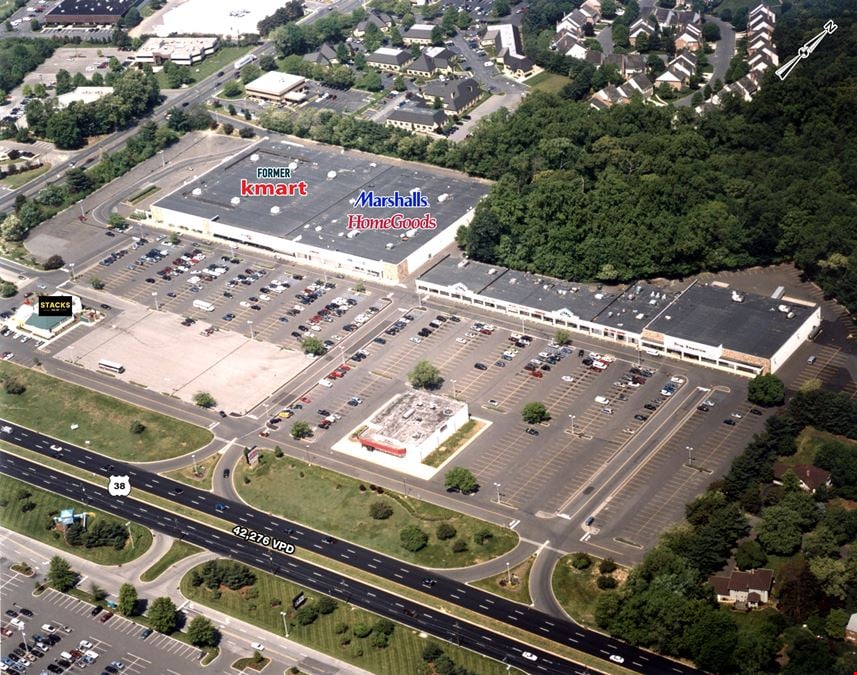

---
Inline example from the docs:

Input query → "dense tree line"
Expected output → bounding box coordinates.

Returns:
[66,520,129,550]
[257,0,305,36]
[449,0,857,312]
[1,120,179,243]
[270,10,363,58]
[26,67,160,149]
[0,38,59,97]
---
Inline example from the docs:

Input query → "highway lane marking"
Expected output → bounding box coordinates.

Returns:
[393,573,403,579]
[450,594,460,599]
[366,592,376,597]
[544,620,555,626]
[539,626,549,632]
[263,526,272,532]
[368,564,377,569]
[339,553,349,559]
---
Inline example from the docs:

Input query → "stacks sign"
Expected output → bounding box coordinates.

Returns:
[292,592,306,609]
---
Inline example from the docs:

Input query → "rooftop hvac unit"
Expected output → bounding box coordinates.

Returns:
[230,197,240,205]
[594,293,604,300]
[192,188,202,196]
[327,170,337,179]
[778,304,790,313]
[314,225,322,232]
[607,311,613,317]
[385,242,394,249]
[293,234,302,242]
[731,291,744,302]
[289,161,298,171]
[635,312,644,320]
[369,162,377,167]
[649,298,657,305]
[250,153,259,162]
[338,232,344,237]
[665,315,672,320]
[509,278,517,284]
[270,206,280,214]
[347,231,359,238]
[457,260,469,268]
[488,268,497,274]
[402,408,415,419]
[438,193,449,202]
[787,312,795,319]
[407,229,417,238]
[442,409,453,416]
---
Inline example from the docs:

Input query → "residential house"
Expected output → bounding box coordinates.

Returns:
[554,32,587,60]
[590,83,628,109]
[483,24,534,78]
[606,53,646,78]
[846,614,857,645]
[772,461,832,494]
[422,77,481,113]
[655,51,697,90]
[642,6,701,30]
[366,47,412,72]
[748,32,774,56]
[620,73,654,98]
[402,23,436,46]
[406,47,456,77]
[556,8,590,37]
[352,11,393,37]
[748,49,777,73]
[749,3,776,25]
[629,17,656,46]
[578,1,601,25]
[748,12,775,36]
[303,42,339,67]
[585,50,604,67]
[674,22,702,51]
[709,568,774,608]
[385,106,446,134]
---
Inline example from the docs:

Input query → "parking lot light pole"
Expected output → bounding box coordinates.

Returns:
[451,379,456,398]
[151,292,159,311]
[191,453,197,476]
[506,561,511,585]
[159,150,165,168]
[494,481,501,504]
[569,414,576,435]
[280,611,290,638]
[248,320,254,339]
[68,263,75,281]
[686,445,694,466]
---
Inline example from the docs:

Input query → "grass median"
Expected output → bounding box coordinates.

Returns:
[471,555,535,605]
[155,46,252,89]
[164,453,221,491]
[140,540,203,582]
[0,474,152,565]
[181,560,521,675]
[235,453,517,568]
[0,362,213,461]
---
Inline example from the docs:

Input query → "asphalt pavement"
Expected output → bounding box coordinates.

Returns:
[0,427,699,675]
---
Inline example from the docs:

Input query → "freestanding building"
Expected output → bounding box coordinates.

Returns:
[44,0,138,25]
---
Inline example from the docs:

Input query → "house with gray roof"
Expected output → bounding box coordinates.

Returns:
[422,77,481,113]
[385,106,446,134]
[366,47,412,72]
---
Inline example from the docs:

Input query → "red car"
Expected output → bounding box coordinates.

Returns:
[318,420,331,429]
[328,371,342,379]
[530,370,543,378]
[99,611,113,623]
[338,364,351,371]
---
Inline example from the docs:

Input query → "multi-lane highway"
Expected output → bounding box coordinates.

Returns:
[0,421,698,675]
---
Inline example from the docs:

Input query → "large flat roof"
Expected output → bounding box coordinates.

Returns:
[647,283,817,358]
[364,391,467,445]
[153,139,490,264]
[47,0,136,18]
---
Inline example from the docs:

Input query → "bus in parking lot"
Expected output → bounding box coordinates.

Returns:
[98,359,125,374]
[193,299,215,312]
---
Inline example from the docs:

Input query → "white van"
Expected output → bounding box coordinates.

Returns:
[595,395,611,405]
[644,348,661,356]
[10,618,25,629]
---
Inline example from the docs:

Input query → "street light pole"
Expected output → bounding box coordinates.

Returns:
[569,414,575,435]
[505,561,511,586]
[280,610,290,638]
[191,453,197,476]
[493,482,501,504]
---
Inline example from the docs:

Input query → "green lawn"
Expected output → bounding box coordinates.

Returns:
[788,426,856,467]
[0,362,213,461]
[140,540,203,582]
[181,561,521,675]
[551,555,606,627]
[156,46,253,89]
[164,453,221,491]
[471,555,534,604]
[0,475,152,565]
[524,71,571,94]
[235,455,517,568]
[0,163,51,189]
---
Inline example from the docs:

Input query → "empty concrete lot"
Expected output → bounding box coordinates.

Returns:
[53,302,306,413]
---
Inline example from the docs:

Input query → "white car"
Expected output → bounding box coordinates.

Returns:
[318,378,333,388]
[41,624,57,634]
[310,325,321,332]
[455,337,468,344]
[259,294,271,302]
[609,654,625,664]
[2,352,13,361]
[79,640,93,650]
[331,334,342,342]
[239,301,251,308]
[410,336,422,343]
[627,381,640,388]
[670,376,685,384]
[521,651,538,661]
[600,354,616,363]
[464,332,477,338]
[561,375,574,382]
[731,412,743,419]
[660,388,674,396]
[250,642,265,651]
[49,445,64,452]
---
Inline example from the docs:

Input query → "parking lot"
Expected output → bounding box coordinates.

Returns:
[254,298,765,539]
[0,568,208,675]
[44,236,388,412]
